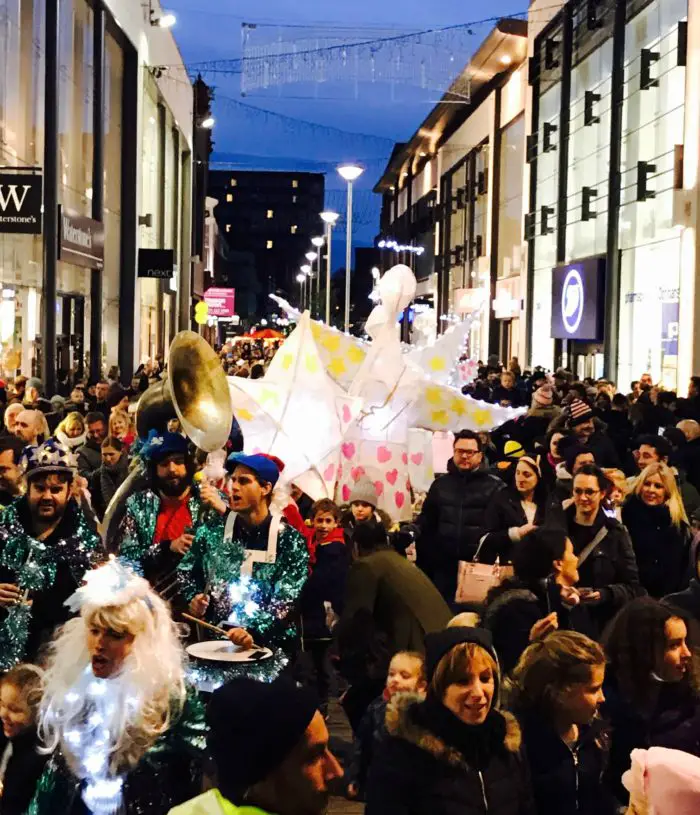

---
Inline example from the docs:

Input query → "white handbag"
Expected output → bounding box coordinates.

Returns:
[455,536,514,605]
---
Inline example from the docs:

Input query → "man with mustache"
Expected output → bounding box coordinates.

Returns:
[115,431,227,592]
[0,440,102,667]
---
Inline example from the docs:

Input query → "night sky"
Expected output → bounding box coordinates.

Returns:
[169,0,526,249]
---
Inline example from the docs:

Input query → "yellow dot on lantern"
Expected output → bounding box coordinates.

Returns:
[320,333,341,353]
[260,389,279,407]
[237,408,254,422]
[472,408,492,427]
[431,409,450,425]
[305,354,320,373]
[429,356,447,372]
[425,386,443,406]
[280,354,293,370]
[347,345,366,364]
[450,397,466,416]
[328,357,347,377]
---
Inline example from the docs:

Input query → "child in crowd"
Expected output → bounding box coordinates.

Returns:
[0,664,47,815]
[343,477,392,534]
[346,650,427,801]
[299,499,350,717]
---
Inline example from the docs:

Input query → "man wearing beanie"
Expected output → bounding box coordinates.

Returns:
[567,398,620,467]
[169,677,343,815]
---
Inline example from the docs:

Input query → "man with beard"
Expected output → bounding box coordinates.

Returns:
[13,409,46,447]
[178,453,309,653]
[0,440,102,668]
[115,431,227,592]
[0,436,24,508]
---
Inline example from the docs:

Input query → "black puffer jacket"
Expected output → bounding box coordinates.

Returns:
[365,694,535,815]
[621,496,690,598]
[482,487,547,564]
[416,460,506,570]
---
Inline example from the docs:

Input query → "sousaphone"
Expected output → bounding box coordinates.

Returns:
[102,331,233,551]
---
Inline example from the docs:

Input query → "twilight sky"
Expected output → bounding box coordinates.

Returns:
[170,0,526,246]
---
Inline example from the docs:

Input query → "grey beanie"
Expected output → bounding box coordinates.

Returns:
[26,377,42,393]
[348,475,378,508]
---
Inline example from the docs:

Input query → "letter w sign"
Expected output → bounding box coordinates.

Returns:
[0,173,42,234]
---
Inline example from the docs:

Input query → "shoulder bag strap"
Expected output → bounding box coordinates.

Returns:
[576,526,608,568]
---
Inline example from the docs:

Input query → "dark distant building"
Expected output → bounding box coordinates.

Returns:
[208,170,325,317]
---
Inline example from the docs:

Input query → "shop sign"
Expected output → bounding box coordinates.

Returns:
[661,302,679,357]
[551,256,605,341]
[59,208,104,269]
[138,248,175,279]
[453,287,487,314]
[0,173,42,234]
[204,287,236,318]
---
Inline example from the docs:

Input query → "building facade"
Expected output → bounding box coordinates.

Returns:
[0,0,193,390]
[208,170,325,320]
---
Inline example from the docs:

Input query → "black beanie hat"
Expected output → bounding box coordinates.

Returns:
[425,627,501,705]
[207,677,318,802]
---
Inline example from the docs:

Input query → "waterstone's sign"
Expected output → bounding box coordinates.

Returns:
[0,173,43,234]
[59,208,105,270]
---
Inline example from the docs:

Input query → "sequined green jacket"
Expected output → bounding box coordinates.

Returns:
[28,686,208,815]
[0,497,103,670]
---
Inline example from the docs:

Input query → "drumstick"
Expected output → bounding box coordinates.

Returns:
[182,613,264,650]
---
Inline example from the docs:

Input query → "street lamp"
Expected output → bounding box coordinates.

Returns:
[300,264,312,310]
[149,1,176,26]
[310,237,325,319]
[296,272,305,310]
[320,211,339,324]
[337,164,364,333]
[199,116,215,129]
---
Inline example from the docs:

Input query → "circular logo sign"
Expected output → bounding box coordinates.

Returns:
[562,269,584,335]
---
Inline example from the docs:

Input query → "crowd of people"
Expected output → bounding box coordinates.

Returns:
[0,354,699,814]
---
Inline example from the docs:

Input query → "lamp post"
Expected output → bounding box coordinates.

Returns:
[296,272,305,309]
[300,264,312,310]
[337,164,364,333]
[310,236,325,319]
[320,211,339,324]
[305,251,318,316]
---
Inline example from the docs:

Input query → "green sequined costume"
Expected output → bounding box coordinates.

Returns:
[0,498,103,669]
[28,686,208,815]
[115,486,226,590]
[177,513,309,651]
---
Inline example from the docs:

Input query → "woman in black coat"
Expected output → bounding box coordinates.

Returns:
[482,456,547,564]
[88,435,129,521]
[482,527,595,675]
[509,630,615,815]
[622,462,691,598]
[365,627,535,815]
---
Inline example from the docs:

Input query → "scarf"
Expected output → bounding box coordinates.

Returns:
[55,429,86,450]
[413,693,507,771]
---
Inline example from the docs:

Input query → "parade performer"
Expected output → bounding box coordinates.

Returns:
[115,431,227,595]
[178,453,309,653]
[0,440,102,669]
[28,559,208,815]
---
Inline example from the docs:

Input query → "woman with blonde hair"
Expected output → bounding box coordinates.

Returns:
[54,411,86,451]
[509,631,613,815]
[28,560,207,815]
[622,462,691,598]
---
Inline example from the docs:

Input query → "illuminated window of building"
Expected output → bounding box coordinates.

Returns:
[230,178,237,187]
[292,196,297,204]
[267,240,274,249]
[226,193,233,202]
[226,224,231,232]
[267,209,274,219]
[290,225,298,234]
[292,179,299,188]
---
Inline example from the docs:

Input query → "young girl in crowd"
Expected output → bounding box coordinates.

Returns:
[602,597,700,805]
[108,409,136,449]
[0,664,47,815]
[510,631,614,815]
[299,499,350,717]
[365,627,535,815]
[346,650,427,801]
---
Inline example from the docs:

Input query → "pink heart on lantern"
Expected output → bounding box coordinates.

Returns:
[351,466,365,482]
[386,469,398,485]
[342,442,356,460]
[410,453,424,466]
[395,492,405,509]
[342,404,352,424]
[402,452,408,465]
[377,446,392,464]
[342,484,351,502]
[374,480,384,497]
[323,463,335,482]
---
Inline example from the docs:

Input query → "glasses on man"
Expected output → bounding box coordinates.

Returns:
[454,449,480,458]
[573,487,599,497]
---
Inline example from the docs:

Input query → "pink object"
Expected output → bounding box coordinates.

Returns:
[342,442,356,460]
[342,484,351,502]
[394,491,405,509]
[623,747,700,815]
[377,446,392,464]
[204,287,235,318]
[374,480,384,497]
[342,404,352,424]
[402,452,409,465]
[386,469,398,486]
[351,466,366,482]
[323,463,335,482]
[410,452,424,466]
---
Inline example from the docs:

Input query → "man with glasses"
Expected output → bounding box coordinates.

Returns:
[415,429,505,603]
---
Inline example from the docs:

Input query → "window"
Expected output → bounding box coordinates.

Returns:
[230,178,237,187]
[292,196,297,204]
[266,240,274,249]
[267,209,274,219]
[290,225,298,234]
[225,224,231,233]
[226,193,233,202]
[292,179,299,188]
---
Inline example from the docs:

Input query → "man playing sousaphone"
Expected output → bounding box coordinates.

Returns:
[0,440,103,668]
[177,453,309,655]
[115,430,228,596]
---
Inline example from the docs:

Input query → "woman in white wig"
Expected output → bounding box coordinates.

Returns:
[28,559,207,815]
